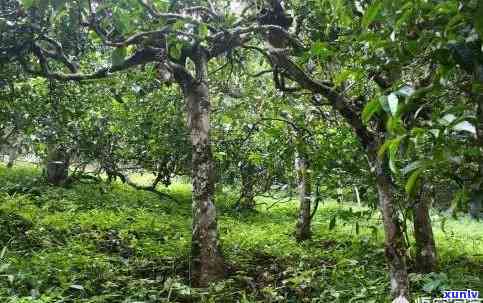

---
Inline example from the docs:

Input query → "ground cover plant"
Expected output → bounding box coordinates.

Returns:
[0,165,481,302]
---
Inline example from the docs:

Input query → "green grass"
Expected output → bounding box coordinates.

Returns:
[0,164,481,302]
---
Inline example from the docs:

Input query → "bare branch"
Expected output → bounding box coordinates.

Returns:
[247,69,273,78]
[167,61,194,86]
[115,171,179,203]
[232,24,305,50]
[38,35,78,73]
[184,6,220,20]
[26,46,160,81]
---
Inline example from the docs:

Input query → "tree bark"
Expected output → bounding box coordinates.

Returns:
[183,50,224,286]
[354,186,361,207]
[295,154,312,241]
[45,145,69,185]
[471,64,483,219]
[6,145,17,168]
[239,162,256,209]
[477,66,483,166]
[264,38,410,301]
[370,150,410,301]
[412,185,437,273]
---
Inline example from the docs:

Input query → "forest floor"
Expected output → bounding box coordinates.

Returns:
[0,164,481,303]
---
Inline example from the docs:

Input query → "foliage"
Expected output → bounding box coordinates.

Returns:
[0,166,481,302]
[1,0,482,301]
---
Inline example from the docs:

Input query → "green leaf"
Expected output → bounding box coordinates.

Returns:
[377,139,392,159]
[405,168,423,196]
[429,129,440,138]
[334,69,352,86]
[198,23,209,39]
[439,113,456,126]
[111,47,127,66]
[452,121,476,134]
[248,153,263,165]
[369,225,378,239]
[422,279,441,293]
[112,7,133,34]
[362,1,382,28]
[386,116,404,135]
[173,20,185,31]
[401,160,426,175]
[388,136,403,173]
[0,263,9,273]
[310,42,332,59]
[473,82,483,94]
[378,136,405,173]
[379,95,390,113]
[70,284,85,291]
[21,0,37,8]
[387,93,398,116]
[395,86,415,98]
[170,42,183,60]
[53,7,69,24]
[332,0,352,27]
[362,98,382,124]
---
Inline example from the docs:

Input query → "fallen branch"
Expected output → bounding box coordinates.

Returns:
[255,194,294,210]
[115,172,179,203]
[69,173,102,184]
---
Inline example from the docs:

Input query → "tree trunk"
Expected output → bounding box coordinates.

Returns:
[6,145,17,168]
[471,64,483,219]
[184,50,224,286]
[295,154,312,241]
[412,185,437,273]
[45,145,69,185]
[239,162,256,209]
[264,40,410,301]
[475,65,483,175]
[354,186,361,207]
[370,150,410,301]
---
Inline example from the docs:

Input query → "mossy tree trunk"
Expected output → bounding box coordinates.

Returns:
[6,145,17,168]
[239,162,256,210]
[412,184,437,273]
[471,64,483,219]
[370,150,409,300]
[45,145,69,186]
[295,154,312,241]
[181,48,224,286]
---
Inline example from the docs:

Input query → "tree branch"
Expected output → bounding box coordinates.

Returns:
[26,47,160,81]
[38,35,78,73]
[267,49,375,148]
[116,171,179,203]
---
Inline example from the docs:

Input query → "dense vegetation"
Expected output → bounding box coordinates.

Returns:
[0,165,481,302]
[1,0,482,302]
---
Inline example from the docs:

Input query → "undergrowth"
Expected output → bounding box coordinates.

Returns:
[0,165,481,302]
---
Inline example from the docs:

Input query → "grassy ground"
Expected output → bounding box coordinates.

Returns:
[0,164,481,302]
